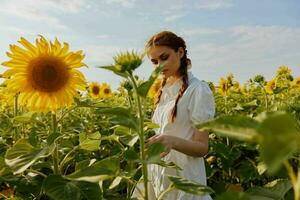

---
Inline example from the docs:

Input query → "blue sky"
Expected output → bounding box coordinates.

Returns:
[0,0,299,89]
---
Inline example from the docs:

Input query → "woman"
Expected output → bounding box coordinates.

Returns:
[135,31,215,200]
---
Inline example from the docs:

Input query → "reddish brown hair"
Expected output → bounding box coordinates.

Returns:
[146,31,190,122]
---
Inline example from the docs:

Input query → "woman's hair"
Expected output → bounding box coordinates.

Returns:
[146,31,190,123]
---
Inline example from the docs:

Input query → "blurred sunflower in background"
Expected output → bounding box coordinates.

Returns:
[265,79,276,94]
[291,77,300,88]
[88,82,101,99]
[1,36,87,111]
[148,78,162,99]
[276,65,292,76]
[218,78,228,96]
[100,83,113,98]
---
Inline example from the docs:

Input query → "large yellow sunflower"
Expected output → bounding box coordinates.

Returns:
[2,36,87,111]
[88,82,101,99]
[100,83,113,98]
[148,78,162,99]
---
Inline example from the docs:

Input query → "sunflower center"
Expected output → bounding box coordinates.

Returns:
[28,56,69,92]
[92,86,100,95]
[104,88,111,94]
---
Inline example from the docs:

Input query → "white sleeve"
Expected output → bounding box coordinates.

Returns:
[187,81,215,126]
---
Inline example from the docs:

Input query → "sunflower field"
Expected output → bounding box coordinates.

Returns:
[0,36,299,200]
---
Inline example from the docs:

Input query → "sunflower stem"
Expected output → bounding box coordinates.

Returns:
[128,73,148,200]
[52,112,60,175]
[13,93,19,141]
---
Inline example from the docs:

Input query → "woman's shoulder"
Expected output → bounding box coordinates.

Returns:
[187,72,212,94]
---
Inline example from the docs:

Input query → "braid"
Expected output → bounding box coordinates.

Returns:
[154,78,167,106]
[170,53,189,123]
[145,31,191,122]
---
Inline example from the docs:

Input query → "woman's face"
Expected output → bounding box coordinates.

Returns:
[147,45,184,79]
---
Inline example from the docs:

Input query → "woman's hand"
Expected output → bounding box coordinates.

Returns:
[146,134,177,157]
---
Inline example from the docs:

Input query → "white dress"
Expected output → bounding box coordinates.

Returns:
[133,71,215,200]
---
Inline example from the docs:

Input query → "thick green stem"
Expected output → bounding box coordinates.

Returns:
[60,146,79,174]
[128,73,148,200]
[260,83,269,111]
[52,113,60,175]
[284,161,299,200]
[13,93,19,141]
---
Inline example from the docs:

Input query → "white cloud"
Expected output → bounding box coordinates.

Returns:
[82,44,125,64]
[189,25,300,82]
[194,0,233,10]
[103,0,137,8]
[0,0,91,29]
[182,27,221,37]
[164,13,186,22]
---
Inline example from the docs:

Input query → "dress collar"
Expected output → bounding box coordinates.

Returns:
[162,71,194,96]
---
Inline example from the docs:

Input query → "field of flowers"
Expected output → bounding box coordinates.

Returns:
[0,36,299,200]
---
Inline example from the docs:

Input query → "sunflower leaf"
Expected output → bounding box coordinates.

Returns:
[43,175,102,200]
[137,63,163,97]
[5,139,55,174]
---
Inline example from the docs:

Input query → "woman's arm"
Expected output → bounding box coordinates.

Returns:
[146,128,209,157]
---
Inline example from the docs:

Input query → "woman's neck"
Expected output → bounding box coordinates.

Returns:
[166,73,182,86]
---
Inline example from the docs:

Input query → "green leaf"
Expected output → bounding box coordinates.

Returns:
[66,157,119,183]
[99,65,128,78]
[114,125,132,136]
[109,115,138,130]
[168,175,214,195]
[197,115,259,142]
[147,143,167,163]
[75,159,94,171]
[13,112,37,123]
[247,179,292,200]
[137,64,163,97]
[215,191,250,200]
[97,107,132,117]
[5,139,54,174]
[0,157,11,176]
[256,112,300,173]
[43,175,102,200]
[109,176,122,190]
[124,148,139,161]
[79,132,101,151]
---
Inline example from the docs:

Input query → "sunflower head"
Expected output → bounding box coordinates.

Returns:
[88,82,101,99]
[276,65,291,76]
[291,77,300,88]
[148,78,162,99]
[100,83,113,98]
[265,79,276,94]
[2,35,87,111]
[241,83,249,94]
[226,73,235,86]
[113,51,143,72]
[218,78,228,96]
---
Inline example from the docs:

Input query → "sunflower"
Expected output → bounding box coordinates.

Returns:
[291,77,300,88]
[218,78,228,96]
[1,36,87,111]
[0,86,15,108]
[100,83,113,98]
[207,81,215,94]
[148,78,162,99]
[276,65,291,76]
[265,79,276,94]
[88,82,101,99]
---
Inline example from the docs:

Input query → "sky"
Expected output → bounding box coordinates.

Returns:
[0,0,299,89]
